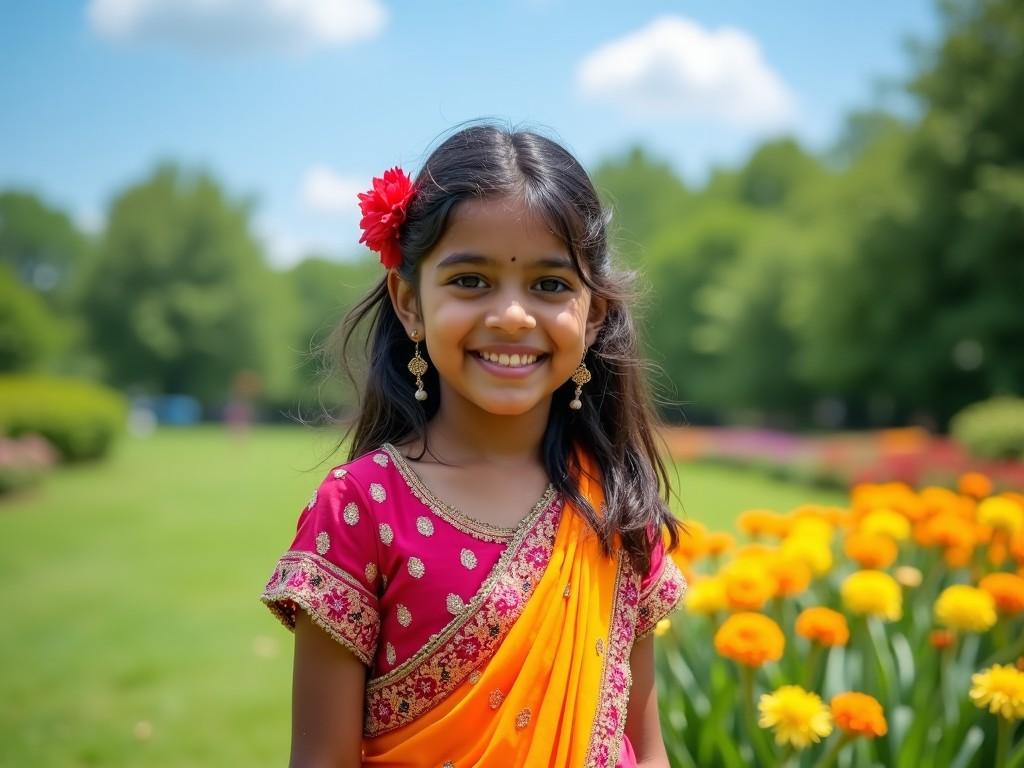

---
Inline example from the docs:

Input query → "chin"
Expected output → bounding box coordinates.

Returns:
[471,393,548,417]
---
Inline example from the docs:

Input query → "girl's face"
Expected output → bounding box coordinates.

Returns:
[390,194,606,418]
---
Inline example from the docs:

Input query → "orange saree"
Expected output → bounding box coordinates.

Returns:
[359,447,651,767]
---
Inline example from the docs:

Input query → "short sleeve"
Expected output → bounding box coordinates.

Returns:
[635,531,688,639]
[260,467,381,664]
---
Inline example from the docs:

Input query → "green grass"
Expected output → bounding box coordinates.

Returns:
[0,427,845,767]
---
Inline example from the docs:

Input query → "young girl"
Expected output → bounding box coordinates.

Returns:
[261,122,688,767]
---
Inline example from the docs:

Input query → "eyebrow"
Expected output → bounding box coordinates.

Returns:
[436,252,575,271]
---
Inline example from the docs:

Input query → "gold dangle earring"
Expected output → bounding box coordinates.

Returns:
[569,347,592,410]
[408,330,429,402]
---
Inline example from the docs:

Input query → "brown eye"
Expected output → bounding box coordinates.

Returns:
[452,275,486,289]
[537,278,570,293]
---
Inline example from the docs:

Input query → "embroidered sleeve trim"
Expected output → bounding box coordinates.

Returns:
[362,494,562,736]
[261,551,380,665]
[584,553,639,768]
[635,557,688,640]
[382,442,557,543]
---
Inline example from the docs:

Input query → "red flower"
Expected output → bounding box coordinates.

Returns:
[357,166,415,268]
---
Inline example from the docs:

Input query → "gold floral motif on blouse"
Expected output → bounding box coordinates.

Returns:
[369,482,387,503]
[332,468,348,479]
[407,557,425,579]
[635,558,688,640]
[315,531,330,555]
[382,442,556,543]
[446,593,465,615]
[364,562,378,582]
[468,670,481,685]
[460,548,478,570]
[396,604,412,627]
[307,489,317,510]
[386,642,396,665]
[343,502,360,526]
[416,516,435,536]
[372,452,390,467]
[379,523,394,545]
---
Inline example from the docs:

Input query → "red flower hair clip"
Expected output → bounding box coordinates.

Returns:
[357,166,416,269]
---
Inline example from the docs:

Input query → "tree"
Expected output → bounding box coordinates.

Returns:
[81,164,294,404]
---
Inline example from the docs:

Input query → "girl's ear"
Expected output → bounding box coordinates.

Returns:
[585,294,608,348]
[386,269,421,334]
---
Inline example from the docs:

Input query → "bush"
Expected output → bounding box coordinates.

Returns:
[0,376,126,461]
[950,396,1024,461]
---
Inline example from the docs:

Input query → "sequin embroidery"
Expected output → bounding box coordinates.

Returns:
[364,562,378,582]
[416,516,435,536]
[369,482,386,502]
[460,548,478,570]
[315,531,330,555]
[379,523,394,545]
[446,593,465,615]
[343,502,360,526]
[407,557,425,579]
[488,689,504,709]
[373,452,390,467]
[386,642,396,664]
[332,468,348,479]
[515,708,532,729]
[396,604,412,627]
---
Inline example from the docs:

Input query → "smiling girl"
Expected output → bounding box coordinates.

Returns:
[261,122,688,767]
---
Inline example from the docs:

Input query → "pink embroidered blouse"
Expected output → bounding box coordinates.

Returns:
[261,443,687,765]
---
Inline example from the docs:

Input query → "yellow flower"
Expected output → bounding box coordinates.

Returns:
[978,497,1024,536]
[970,664,1024,720]
[841,570,902,621]
[654,618,672,637]
[781,535,833,576]
[684,576,728,615]
[860,508,911,541]
[789,516,833,543]
[934,584,997,632]
[758,685,833,748]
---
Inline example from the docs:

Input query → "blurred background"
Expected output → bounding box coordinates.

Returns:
[1,0,1022,765]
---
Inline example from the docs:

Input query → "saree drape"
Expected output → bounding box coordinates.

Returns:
[360,446,640,768]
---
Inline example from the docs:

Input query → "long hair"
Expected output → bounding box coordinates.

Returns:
[326,120,683,573]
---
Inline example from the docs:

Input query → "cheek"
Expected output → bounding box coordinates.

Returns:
[552,300,588,342]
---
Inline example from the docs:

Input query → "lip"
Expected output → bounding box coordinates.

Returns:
[469,350,547,379]
[470,345,548,357]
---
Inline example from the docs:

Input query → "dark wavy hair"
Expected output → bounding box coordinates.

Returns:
[327,119,683,573]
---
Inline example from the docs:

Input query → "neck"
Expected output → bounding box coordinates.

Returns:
[419,383,552,466]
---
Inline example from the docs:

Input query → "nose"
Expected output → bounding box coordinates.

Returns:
[485,297,537,332]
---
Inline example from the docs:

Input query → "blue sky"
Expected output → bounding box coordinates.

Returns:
[0,1,937,266]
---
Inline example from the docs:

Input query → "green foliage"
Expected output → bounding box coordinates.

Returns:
[0,265,61,371]
[950,396,1024,460]
[80,164,295,404]
[0,375,126,461]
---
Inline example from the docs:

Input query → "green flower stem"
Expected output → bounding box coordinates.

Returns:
[815,732,854,768]
[803,643,823,689]
[996,715,1010,768]
[740,665,776,767]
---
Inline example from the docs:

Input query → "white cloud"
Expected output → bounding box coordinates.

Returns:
[576,16,796,128]
[302,165,363,218]
[87,0,387,55]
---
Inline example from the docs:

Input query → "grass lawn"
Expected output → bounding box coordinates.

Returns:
[0,427,845,767]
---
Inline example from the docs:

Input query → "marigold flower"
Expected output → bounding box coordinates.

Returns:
[844,531,898,569]
[841,570,902,621]
[704,531,735,557]
[830,692,887,738]
[958,472,993,499]
[714,612,785,667]
[935,584,997,633]
[919,513,976,551]
[758,685,833,748]
[860,508,911,541]
[674,519,708,561]
[766,555,812,598]
[654,618,672,637]
[722,558,777,610]
[944,545,974,569]
[789,515,833,543]
[969,664,1024,720]
[737,509,788,539]
[795,607,849,646]
[978,497,1024,536]
[979,573,1024,615]
[929,629,956,649]
[684,576,728,615]
[781,535,833,576]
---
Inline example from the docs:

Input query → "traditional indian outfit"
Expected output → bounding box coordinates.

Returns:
[261,442,687,767]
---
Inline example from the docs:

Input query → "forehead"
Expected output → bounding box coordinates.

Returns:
[427,195,569,264]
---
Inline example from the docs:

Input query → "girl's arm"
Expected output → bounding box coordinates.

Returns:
[290,611,366,768]
[625,632,672,768]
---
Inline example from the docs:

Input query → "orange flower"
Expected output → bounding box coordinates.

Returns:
[738,509,789,539]
[958,472,993,499]
[979,572,1024,615]
[675,520,708,561]
[722,558,777,610]
[714,612,785,667]
[844,531,899,569]
[919,513,976,551]
[705,531,735,557]
[767,555,812,598]
[830,692,888,738]
[795,607,849,647]
[930,629,956,649]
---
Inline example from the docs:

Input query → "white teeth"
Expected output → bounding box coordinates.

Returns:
[478,351,540,367]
